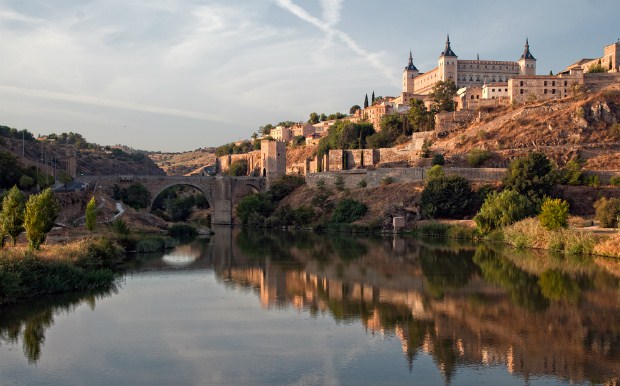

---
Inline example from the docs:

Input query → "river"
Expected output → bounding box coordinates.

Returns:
[1,227,619,385]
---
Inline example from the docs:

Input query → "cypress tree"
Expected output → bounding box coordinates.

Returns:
[371,91,375,103]
[364,94,369,109]
[85,196,97,232]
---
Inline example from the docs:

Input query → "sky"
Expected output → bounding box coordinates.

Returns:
[0,0,618,152]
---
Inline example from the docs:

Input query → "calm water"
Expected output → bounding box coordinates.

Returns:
[1,228,620,386]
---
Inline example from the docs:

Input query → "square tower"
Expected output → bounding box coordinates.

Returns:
[261,140,286,184]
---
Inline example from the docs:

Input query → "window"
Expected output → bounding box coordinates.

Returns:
[520,89,524,94]
[492,88,495,92]
[505,88,508,92]
[471,95,474,100]
[520,81,524,86]
[564,81,567,86]
[552,89,556,94]
[544,81,547,86]
[552,81,555,86]
[544,89,547,94]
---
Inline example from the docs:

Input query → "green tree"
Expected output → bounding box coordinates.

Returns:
[23,188,59,250]
[425,165,446,182]
[588,59,607,73]
[421,176,476,218]
[428,80,457,113]
[503,152,556,203]
[85,196,97,232]
[474,190,534,234]
[124,183,151,210]
[319,113,328,122]
[349,105,361,115]
[332,198,368,223]
[308,112,320,124]
[407,99,434,131]
[0,186,25,245]
[538,198,569,230]
[228,159,248,176]
[364,94,369,109]
[593,197,620,228]
[0,151,23,189]
[371,91,375,104]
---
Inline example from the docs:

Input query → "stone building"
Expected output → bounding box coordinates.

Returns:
[401,36,536,96]
[563,40,620,74]
[260,140,286,183]
[270,126,292,142]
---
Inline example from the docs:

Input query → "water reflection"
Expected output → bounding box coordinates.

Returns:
[1,228,619,385]
[0,286,116,363]
[222,230,620,385]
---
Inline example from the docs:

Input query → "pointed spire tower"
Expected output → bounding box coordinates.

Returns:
[518,37,536,75]
[438,34,458,84]
[403,50,419,93]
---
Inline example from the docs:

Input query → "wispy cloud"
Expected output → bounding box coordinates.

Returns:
[275,0,394,81]
[0,85,229,123]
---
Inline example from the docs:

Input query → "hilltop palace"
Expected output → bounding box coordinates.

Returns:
[355,35,620,129]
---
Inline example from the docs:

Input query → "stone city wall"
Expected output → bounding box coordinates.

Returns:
[306,167,507,189]
[435,110,476,134]
[584,73,620,92]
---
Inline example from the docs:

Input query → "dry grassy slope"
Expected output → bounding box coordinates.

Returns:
[0,137,164,175]
[436,88,620,170]
[149,149,216,176]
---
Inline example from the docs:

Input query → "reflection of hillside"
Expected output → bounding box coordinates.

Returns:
[0,287,116,363]
[226,231,620,385]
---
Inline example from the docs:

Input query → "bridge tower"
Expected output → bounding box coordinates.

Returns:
[261,140,286,186]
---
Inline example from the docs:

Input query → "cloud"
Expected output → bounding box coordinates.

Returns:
[274,0,395,81]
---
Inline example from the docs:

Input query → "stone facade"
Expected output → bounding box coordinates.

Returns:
[270,126,292,142]
[509,72,585,103]
[261,140,286,185]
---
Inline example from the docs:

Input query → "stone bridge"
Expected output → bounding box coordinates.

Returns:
[76,175,266,225]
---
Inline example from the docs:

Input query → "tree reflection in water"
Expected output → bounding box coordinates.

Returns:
[0,286,116,363]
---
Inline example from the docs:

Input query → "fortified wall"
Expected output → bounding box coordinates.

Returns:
[306,167,507,189]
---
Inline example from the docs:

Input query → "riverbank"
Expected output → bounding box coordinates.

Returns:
[0,238,125,306]
[411,219,620,259]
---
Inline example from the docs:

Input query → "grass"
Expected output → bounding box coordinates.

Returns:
[413,222,478,240]
[0,238,124,305]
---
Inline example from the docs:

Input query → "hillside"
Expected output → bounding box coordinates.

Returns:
[433,87,620,170]
[149,149,216,176]
[0,135,164,176]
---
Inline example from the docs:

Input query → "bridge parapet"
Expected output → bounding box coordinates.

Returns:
[76,175,265,224]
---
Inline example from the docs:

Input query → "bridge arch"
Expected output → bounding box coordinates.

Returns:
[149,182,214,211]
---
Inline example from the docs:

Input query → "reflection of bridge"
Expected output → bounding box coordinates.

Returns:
[76,175,265,224]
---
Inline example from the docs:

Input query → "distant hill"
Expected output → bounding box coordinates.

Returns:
[0,129,164,176]
[149,148,217,176]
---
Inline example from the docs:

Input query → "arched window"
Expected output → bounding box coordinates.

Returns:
[498,76,503,82]
[469,76,473,81]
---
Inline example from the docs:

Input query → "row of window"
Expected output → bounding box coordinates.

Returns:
[519,80,569,87]
[460,75,510,83]
[459,64,518,71]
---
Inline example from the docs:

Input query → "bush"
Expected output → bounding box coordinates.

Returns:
[168,223,198,238]
[381,176,394,186]
[85,197,97,232]
[611,176,620,186]
[236,193,275,225]
[538,198,569,231]
[421,176,476,218]
[474,190,534,234]
[268,175,305,201]
[467,148,491,167]
[431,153,445,166]
[503,152,556,203]
[228,159,248,176]
[425,165,445,182]
[136,237,166,253]
[331,198,368,224]
[334,176,345,191]
[559,159,583,185]
[110,218,131,235]
[594,197,620,228]
[357,179,367,188]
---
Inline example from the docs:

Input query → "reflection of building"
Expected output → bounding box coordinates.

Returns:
[217,236,620,385]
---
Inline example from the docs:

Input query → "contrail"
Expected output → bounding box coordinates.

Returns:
[0,85,229,123]
[275,0,395,81]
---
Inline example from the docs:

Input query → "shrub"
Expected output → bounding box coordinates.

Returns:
[268,175,305,201]
[331,198,368,224]
[583,174,600,187]
[357,179,367,188]
[421,175,476,218]
[594,197,620,228]
[236,193,275,225]
[431,153,445,166]
[316,179,326,189]
[420,138,432,158]
[168,223,198,238]
[110,218,131,235]
[228,159,248,176]
[503,152,556,203]
[559,159,583,185]
[467,148,491,167]
[425,165,445,182]
[538,198,569,231]
[136,237,166,253]
[474,190,534,234]
[381,176,394,186]
[334,176,345,191]
[611,176,620,186]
